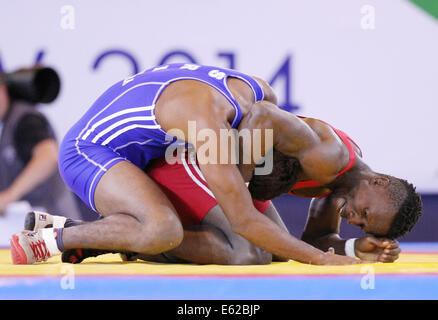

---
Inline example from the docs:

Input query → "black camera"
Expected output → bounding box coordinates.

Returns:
[1,66,61,104]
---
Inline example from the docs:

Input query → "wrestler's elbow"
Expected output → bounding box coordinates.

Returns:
[227,209,260,240]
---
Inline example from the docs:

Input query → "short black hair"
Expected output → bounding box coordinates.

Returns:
[248,149,301,201]
[383,175,423,239]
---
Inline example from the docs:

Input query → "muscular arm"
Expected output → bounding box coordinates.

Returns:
[263,204,290,262]
[156,82,360,265]
[301,197,347,254]
[160,204,273,265]
[197,132,327,264]
[239,101,346,186]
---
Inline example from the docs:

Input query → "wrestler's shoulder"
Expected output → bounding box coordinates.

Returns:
[250,75,278,105]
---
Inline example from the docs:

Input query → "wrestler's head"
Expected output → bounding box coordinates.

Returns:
[336,173,423,239]
[248,149,300,201]
[0,73,10,120]
[250,152,423,239]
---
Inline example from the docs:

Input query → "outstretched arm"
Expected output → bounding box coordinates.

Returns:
[263,204,290,262]
[196,140,329,264]
[158,204,273,265]
[156,85,363,265]
[190,115,363,265]
[161,202,289,265]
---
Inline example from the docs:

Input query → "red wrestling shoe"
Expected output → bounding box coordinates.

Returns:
[62,248,121,264]
[10,230,51,265]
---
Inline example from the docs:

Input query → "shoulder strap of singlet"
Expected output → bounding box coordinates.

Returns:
[222,69,265,128]
[288,117,362,197]
[225,71,265,102]
[150,64,265,130]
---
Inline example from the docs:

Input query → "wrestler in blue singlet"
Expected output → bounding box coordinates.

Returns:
[59,63,265,211]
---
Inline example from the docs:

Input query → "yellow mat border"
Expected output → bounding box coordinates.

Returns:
[1,250,438,277]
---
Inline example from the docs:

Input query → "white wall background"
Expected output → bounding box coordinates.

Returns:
[1,0,437,192]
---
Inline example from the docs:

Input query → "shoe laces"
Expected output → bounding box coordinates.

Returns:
[29,237,51,261]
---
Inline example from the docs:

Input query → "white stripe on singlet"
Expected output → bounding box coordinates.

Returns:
[101,124,160,146]
[81,105,155,140]
[91,116,157,144]
[74,82,164,170]
[87,157,126,211]
[113,138,154,152]
[181,156,215,199]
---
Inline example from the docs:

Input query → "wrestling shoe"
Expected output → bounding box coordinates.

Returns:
[10,230,51,265]
[61,248,139,263]
[62,248,122,264]
[24,211,67,231]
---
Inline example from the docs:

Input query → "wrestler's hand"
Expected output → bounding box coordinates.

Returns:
[318,247,371,265]
[355,236,400,263]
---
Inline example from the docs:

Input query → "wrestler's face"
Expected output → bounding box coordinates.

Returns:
[0,83,9,120]
[338,176,398,236]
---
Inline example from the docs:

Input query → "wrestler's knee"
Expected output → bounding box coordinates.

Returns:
[133,211,184,254]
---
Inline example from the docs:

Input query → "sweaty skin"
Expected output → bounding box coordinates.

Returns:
[60,76,366,265]
[237,103,400,262]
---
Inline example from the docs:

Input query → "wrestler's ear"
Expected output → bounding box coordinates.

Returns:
[371,176,390,187]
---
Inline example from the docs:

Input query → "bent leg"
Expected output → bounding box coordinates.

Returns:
[130,154,273,265]
[61,161,184,255]
[137,204,273,265]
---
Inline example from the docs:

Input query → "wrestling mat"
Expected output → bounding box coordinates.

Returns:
[1,242,437,300]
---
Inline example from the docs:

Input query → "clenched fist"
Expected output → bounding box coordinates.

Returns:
[354,236,401,262]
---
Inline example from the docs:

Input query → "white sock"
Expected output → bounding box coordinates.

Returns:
[52,215,67,228]
[40,228,61,256]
